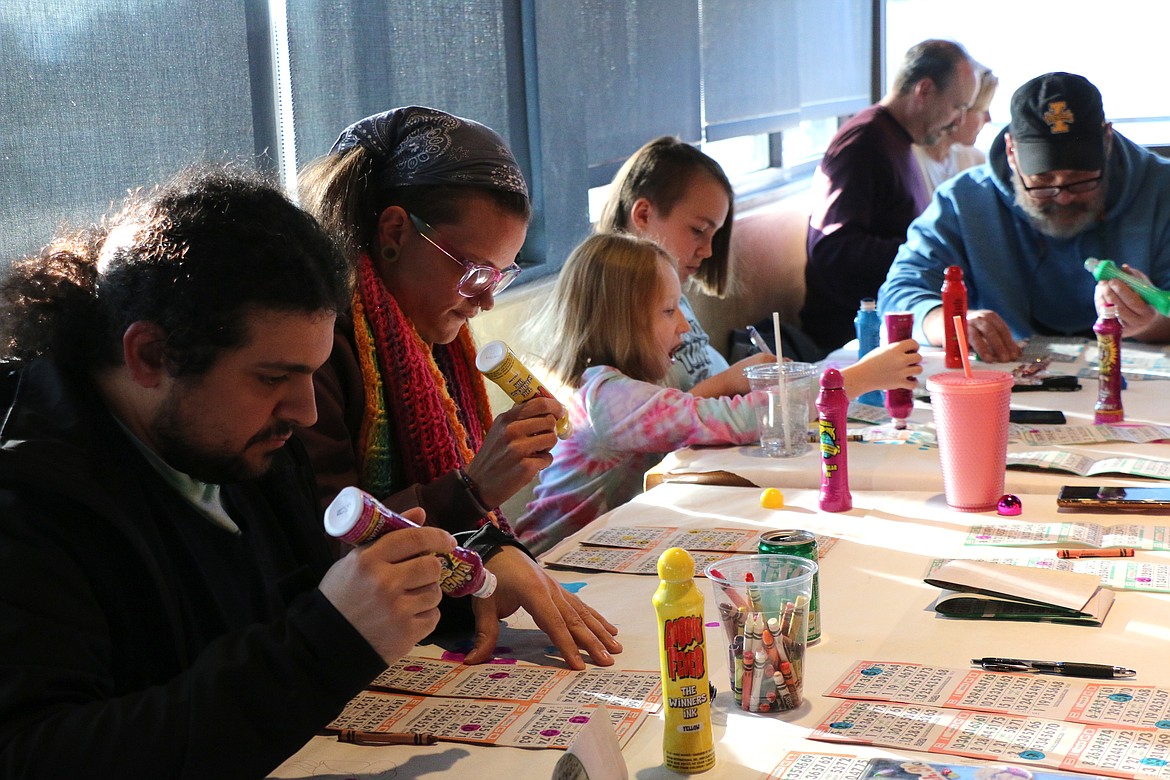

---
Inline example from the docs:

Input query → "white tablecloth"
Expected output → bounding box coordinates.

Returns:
[649,345,1170,495]
[273,482,1170,778]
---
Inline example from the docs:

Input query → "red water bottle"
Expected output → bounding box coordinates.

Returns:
[942,266,968,369]
[883,312,915,429]
[1093,302,1124,424]
[816,368,852,512]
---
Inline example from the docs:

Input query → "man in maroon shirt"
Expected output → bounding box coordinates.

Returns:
[801,39,977,353]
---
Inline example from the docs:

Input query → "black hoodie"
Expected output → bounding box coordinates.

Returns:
[0,360,385,779]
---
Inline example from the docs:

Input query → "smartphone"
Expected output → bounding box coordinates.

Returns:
[1057,485,1170,511]
[1012,375,1082,392]
[1009,409,1067,425]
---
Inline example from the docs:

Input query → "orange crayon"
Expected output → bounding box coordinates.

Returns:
[779,660,802,707]
[1057,548,1134,559]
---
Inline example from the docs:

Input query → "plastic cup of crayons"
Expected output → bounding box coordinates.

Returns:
[705,554,817,715]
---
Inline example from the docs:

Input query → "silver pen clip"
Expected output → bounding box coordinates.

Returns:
[980,662,1033,673]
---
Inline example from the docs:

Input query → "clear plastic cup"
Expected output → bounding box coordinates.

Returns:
[744,363,816,457]
[705,554,817,715]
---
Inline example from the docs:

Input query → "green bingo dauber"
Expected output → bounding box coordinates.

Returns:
[1085,258,1170,317]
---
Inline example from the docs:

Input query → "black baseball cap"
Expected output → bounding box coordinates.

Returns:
[1009,72,1106,175]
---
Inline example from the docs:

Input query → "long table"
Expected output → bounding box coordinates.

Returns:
[273,481,1170,778]
[272,342,1170,778]
[648,344,1170,494]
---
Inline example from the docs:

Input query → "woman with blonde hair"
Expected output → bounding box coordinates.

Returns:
[514,232,922,554]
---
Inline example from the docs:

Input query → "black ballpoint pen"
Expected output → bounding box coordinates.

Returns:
[972,657,1136,679]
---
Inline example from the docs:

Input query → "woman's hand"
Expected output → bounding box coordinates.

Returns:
[464,547,622,670]
[465,396,563,508]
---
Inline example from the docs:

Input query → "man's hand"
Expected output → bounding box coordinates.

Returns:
[964,310,1022,363]
[319,510,454,662]
[465,547,622,670]
[1095,265,1170,340]
[924,306,1020,363]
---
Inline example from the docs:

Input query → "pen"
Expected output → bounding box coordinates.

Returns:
[1056,548,1134,559]
[336,729,438,746]
[745,325,773,356]
[972,657,1136,679]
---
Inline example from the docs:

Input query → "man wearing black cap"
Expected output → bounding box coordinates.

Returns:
[879,71,1170,362]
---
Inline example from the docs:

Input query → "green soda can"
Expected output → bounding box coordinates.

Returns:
[759,530,820,642]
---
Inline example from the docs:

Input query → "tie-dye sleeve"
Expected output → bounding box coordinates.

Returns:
[579,366,762,453]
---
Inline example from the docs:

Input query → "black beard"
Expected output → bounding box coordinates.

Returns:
[150,391,293,483]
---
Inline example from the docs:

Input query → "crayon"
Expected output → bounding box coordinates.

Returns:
[773,671,794,709]
[750,650,766,712]
[1056,548,1134,559]
[718,602,741,643]
[744,572,762,612]
[732,640,743,704]
[779,661,802,707]
[741,639,754,711]
[337,729,437,746]
[710,570,750,611]
[761,623,783,669]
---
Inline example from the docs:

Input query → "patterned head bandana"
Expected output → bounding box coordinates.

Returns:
[330,106,528,198]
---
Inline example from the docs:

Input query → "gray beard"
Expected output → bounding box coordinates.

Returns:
[1011,170,1106,240]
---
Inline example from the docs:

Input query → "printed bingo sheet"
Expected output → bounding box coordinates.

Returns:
[810,699,1170,778]
[368,656,662,712]
[811,661,1170,778]
[329,690,647,749]
[1020,425,1170,447]
[765,751,1106,780]
[543,525,836,575]
[1005,451,1170,481]
[926,557,1170,594]
[826,662,1170,730]
[965,522,1170,551]
[765,751,871,779]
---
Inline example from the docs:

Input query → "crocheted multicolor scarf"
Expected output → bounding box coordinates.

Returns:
[352,251,503,528]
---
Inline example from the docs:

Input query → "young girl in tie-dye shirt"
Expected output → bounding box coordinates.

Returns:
[513,233,921,554]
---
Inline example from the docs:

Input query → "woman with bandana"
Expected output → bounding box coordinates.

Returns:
[298,106,621,669]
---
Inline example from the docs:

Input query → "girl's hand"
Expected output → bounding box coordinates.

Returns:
[840,338,922,399]
[689,353,774,398]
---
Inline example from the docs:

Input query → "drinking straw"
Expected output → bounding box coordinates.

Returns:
[952,315,973,378]
[772,312,791,447]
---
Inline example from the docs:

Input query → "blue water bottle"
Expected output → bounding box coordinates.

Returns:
[855,298,882,406]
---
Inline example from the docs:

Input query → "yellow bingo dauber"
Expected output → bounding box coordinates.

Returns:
[476,340,573,439]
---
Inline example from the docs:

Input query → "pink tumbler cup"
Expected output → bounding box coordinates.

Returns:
[926,370,1014,512]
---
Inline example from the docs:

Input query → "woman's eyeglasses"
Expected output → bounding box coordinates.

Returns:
[408,213,521,297]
